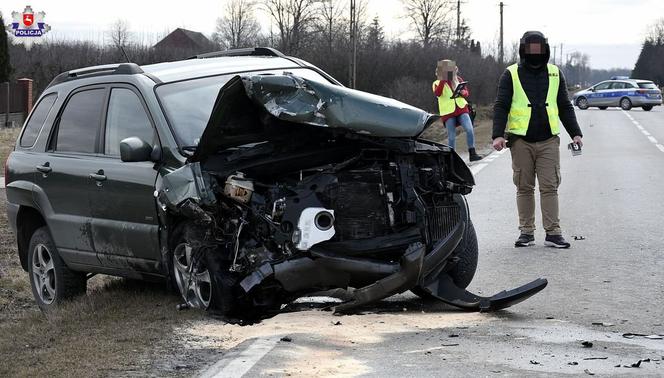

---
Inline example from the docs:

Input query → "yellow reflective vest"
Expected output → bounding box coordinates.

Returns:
[432,80,468,116]
[506,63,560,136]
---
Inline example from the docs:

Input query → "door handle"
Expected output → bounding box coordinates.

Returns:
[89,170,107,181]
[36,163,52,174]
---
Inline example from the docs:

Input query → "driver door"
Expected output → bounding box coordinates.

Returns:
[88,85,161,273]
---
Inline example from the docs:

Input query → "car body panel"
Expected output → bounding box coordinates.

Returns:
[574,79,662,108]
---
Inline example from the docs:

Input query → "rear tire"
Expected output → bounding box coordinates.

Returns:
[598,106,608,110]
[28,227,87,312]
[411,221,479,299]
[620,97,632,110]
[643,105,653,111]
[576,97,589,110]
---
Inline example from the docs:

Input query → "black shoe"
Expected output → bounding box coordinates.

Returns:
[469,148,483,162]
[544,234,571,248]
[515,233,535,247]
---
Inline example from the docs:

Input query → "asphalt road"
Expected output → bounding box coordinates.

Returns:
[187,106,664,377]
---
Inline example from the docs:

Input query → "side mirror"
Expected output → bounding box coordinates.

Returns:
[120,137,153,162]
[589,87,595,92]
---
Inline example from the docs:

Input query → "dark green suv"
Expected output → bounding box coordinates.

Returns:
[6,48,546,319]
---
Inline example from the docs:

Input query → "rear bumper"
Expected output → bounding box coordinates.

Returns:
[630,97,662,106]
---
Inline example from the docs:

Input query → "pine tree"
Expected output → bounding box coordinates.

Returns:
[0,14,12,83]
[365,16,384,52]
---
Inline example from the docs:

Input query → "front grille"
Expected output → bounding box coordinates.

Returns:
[427,204,460,242]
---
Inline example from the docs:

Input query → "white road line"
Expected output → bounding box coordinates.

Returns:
[470,163,488,176]
[200,337,280,378]
[621,110,663,153]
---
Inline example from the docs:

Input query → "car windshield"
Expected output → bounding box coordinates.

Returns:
[638,82,658,89]
[156,68,333,148]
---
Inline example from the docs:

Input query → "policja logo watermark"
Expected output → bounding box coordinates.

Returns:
[7,5,51,49]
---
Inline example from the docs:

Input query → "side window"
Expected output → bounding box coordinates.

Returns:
[104,88,156,156]
[55,88,105,153]
[610,82,625,90]
[20,94,57,147]
[595,82,611,90]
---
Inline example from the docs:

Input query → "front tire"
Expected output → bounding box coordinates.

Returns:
[643,105,653,111]
[28,227,87,312]
[412,221,479,299]
[576,97,589,110]
[620,97,632,110]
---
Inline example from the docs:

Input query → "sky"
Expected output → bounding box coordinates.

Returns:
[2,0,662,69]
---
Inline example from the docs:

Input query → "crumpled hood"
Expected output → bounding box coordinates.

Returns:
[190,74,438,162]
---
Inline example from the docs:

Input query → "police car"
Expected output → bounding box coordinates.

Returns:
[573,77,662,111]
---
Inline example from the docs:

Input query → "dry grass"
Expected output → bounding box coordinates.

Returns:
[0,127,21,167]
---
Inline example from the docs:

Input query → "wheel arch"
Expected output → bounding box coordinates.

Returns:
[16,206,48,271]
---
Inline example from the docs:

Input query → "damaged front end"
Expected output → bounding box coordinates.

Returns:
[156,74,547,320]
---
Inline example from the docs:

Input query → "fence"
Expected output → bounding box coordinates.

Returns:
[0,79,34,128]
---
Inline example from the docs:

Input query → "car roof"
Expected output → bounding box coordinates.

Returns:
[142,56,302,83]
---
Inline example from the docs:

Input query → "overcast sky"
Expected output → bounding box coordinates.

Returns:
[2,0,662,69]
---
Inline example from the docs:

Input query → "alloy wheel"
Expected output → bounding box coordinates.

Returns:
[173,243,212,309]
[31,244,56,304]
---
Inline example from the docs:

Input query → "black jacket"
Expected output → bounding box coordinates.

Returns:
[492,64,583,142]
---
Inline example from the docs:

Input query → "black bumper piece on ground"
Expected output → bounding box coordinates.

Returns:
[420,274,548,312]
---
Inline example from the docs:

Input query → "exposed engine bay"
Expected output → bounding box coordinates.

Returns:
[156,74,547,320]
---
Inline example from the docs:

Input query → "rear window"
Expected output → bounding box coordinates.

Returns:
[20,94,57,147]
[54,88,105,153]
[638,82,658,89]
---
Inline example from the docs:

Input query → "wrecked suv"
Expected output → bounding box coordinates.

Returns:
[6,48,546,318]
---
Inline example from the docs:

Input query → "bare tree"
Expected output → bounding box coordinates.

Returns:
[401,0,454,47]
[109,19,130,49]
[213,0,261,49]
[314,0,346,52]
[646,18,664,42]
[264,0,318,54]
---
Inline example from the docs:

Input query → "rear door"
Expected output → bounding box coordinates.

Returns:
[35,86,106,267]
[608,82,628,105]
[88,85,161,272]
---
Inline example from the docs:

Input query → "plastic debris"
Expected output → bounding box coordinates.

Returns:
[582,341,594,348]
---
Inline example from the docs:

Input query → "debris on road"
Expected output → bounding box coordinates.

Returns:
[583,357,608,360]
[591,322,614,327]
[441,343,459,347]
[449,334,459,338]
[280,336,293,342]
[584,368,595,375]
[332,321,342,326]
[622,333,664,339]
[529,360,540,365]
[572,235,586,241]
[568,361,579,365]
[581,341,594,348]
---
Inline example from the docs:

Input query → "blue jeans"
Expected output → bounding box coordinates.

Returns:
[444,112,475,150]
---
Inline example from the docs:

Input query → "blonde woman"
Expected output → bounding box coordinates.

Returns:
[432,60,482,161]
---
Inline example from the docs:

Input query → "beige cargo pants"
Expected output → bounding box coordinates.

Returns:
[509,136,562,236]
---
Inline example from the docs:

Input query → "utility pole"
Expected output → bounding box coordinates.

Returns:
[349,0,357,88]
[560,43,563,65]
[552,44,557,65]
[499,2,504,64]
[457,0,461,43]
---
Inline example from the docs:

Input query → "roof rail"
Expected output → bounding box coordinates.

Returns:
[46,63,144,89]
[188,47,286,59]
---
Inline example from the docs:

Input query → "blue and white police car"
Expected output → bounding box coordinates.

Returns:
[573,77,662,111]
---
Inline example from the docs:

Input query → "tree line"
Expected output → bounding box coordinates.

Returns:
[0,0,507,113]
[633,19,664,86]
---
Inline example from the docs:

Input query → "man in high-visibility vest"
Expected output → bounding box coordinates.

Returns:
[492,31,583,249]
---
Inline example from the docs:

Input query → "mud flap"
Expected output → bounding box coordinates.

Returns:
[422,274,548,312]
